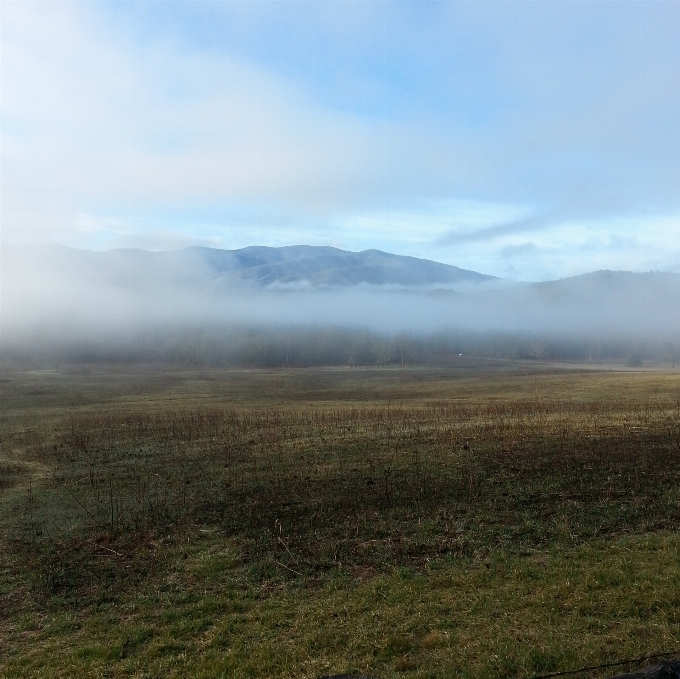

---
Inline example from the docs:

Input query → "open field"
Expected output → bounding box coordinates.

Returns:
[2,361,680,678]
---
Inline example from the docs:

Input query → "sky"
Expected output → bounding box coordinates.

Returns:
[2,1,680,281]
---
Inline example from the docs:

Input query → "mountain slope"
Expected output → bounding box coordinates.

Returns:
[3,244,496,289]
[192,245,496,287]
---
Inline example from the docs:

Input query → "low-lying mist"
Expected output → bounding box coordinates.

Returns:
[2,244,680,366]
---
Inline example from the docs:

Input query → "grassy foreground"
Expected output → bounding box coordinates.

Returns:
[2,362,680,678]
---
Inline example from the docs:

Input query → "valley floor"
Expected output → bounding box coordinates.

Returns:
[2,362,680,678]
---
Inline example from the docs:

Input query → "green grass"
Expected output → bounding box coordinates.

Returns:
[2,363,680,677]
[4,532,680,678]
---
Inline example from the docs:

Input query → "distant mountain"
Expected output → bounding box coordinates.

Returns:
[523,269,680,310]
[193,245,497,288]
[470,269,680,337]
[531,269,680,295]
[3,244,496,289]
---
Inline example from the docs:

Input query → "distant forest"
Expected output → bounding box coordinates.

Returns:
[2,325,679,368]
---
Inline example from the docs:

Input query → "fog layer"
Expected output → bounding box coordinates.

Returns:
[2,245,680,363]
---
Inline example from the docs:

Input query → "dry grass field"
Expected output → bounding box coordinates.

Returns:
[2,361,680,678]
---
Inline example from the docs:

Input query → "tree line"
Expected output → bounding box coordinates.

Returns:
[2,324,679,368]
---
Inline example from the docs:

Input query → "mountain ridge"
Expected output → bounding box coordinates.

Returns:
[3,243,497,289]
[4,243,680,291]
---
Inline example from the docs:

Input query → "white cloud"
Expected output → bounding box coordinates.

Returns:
[0,3,391,241]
